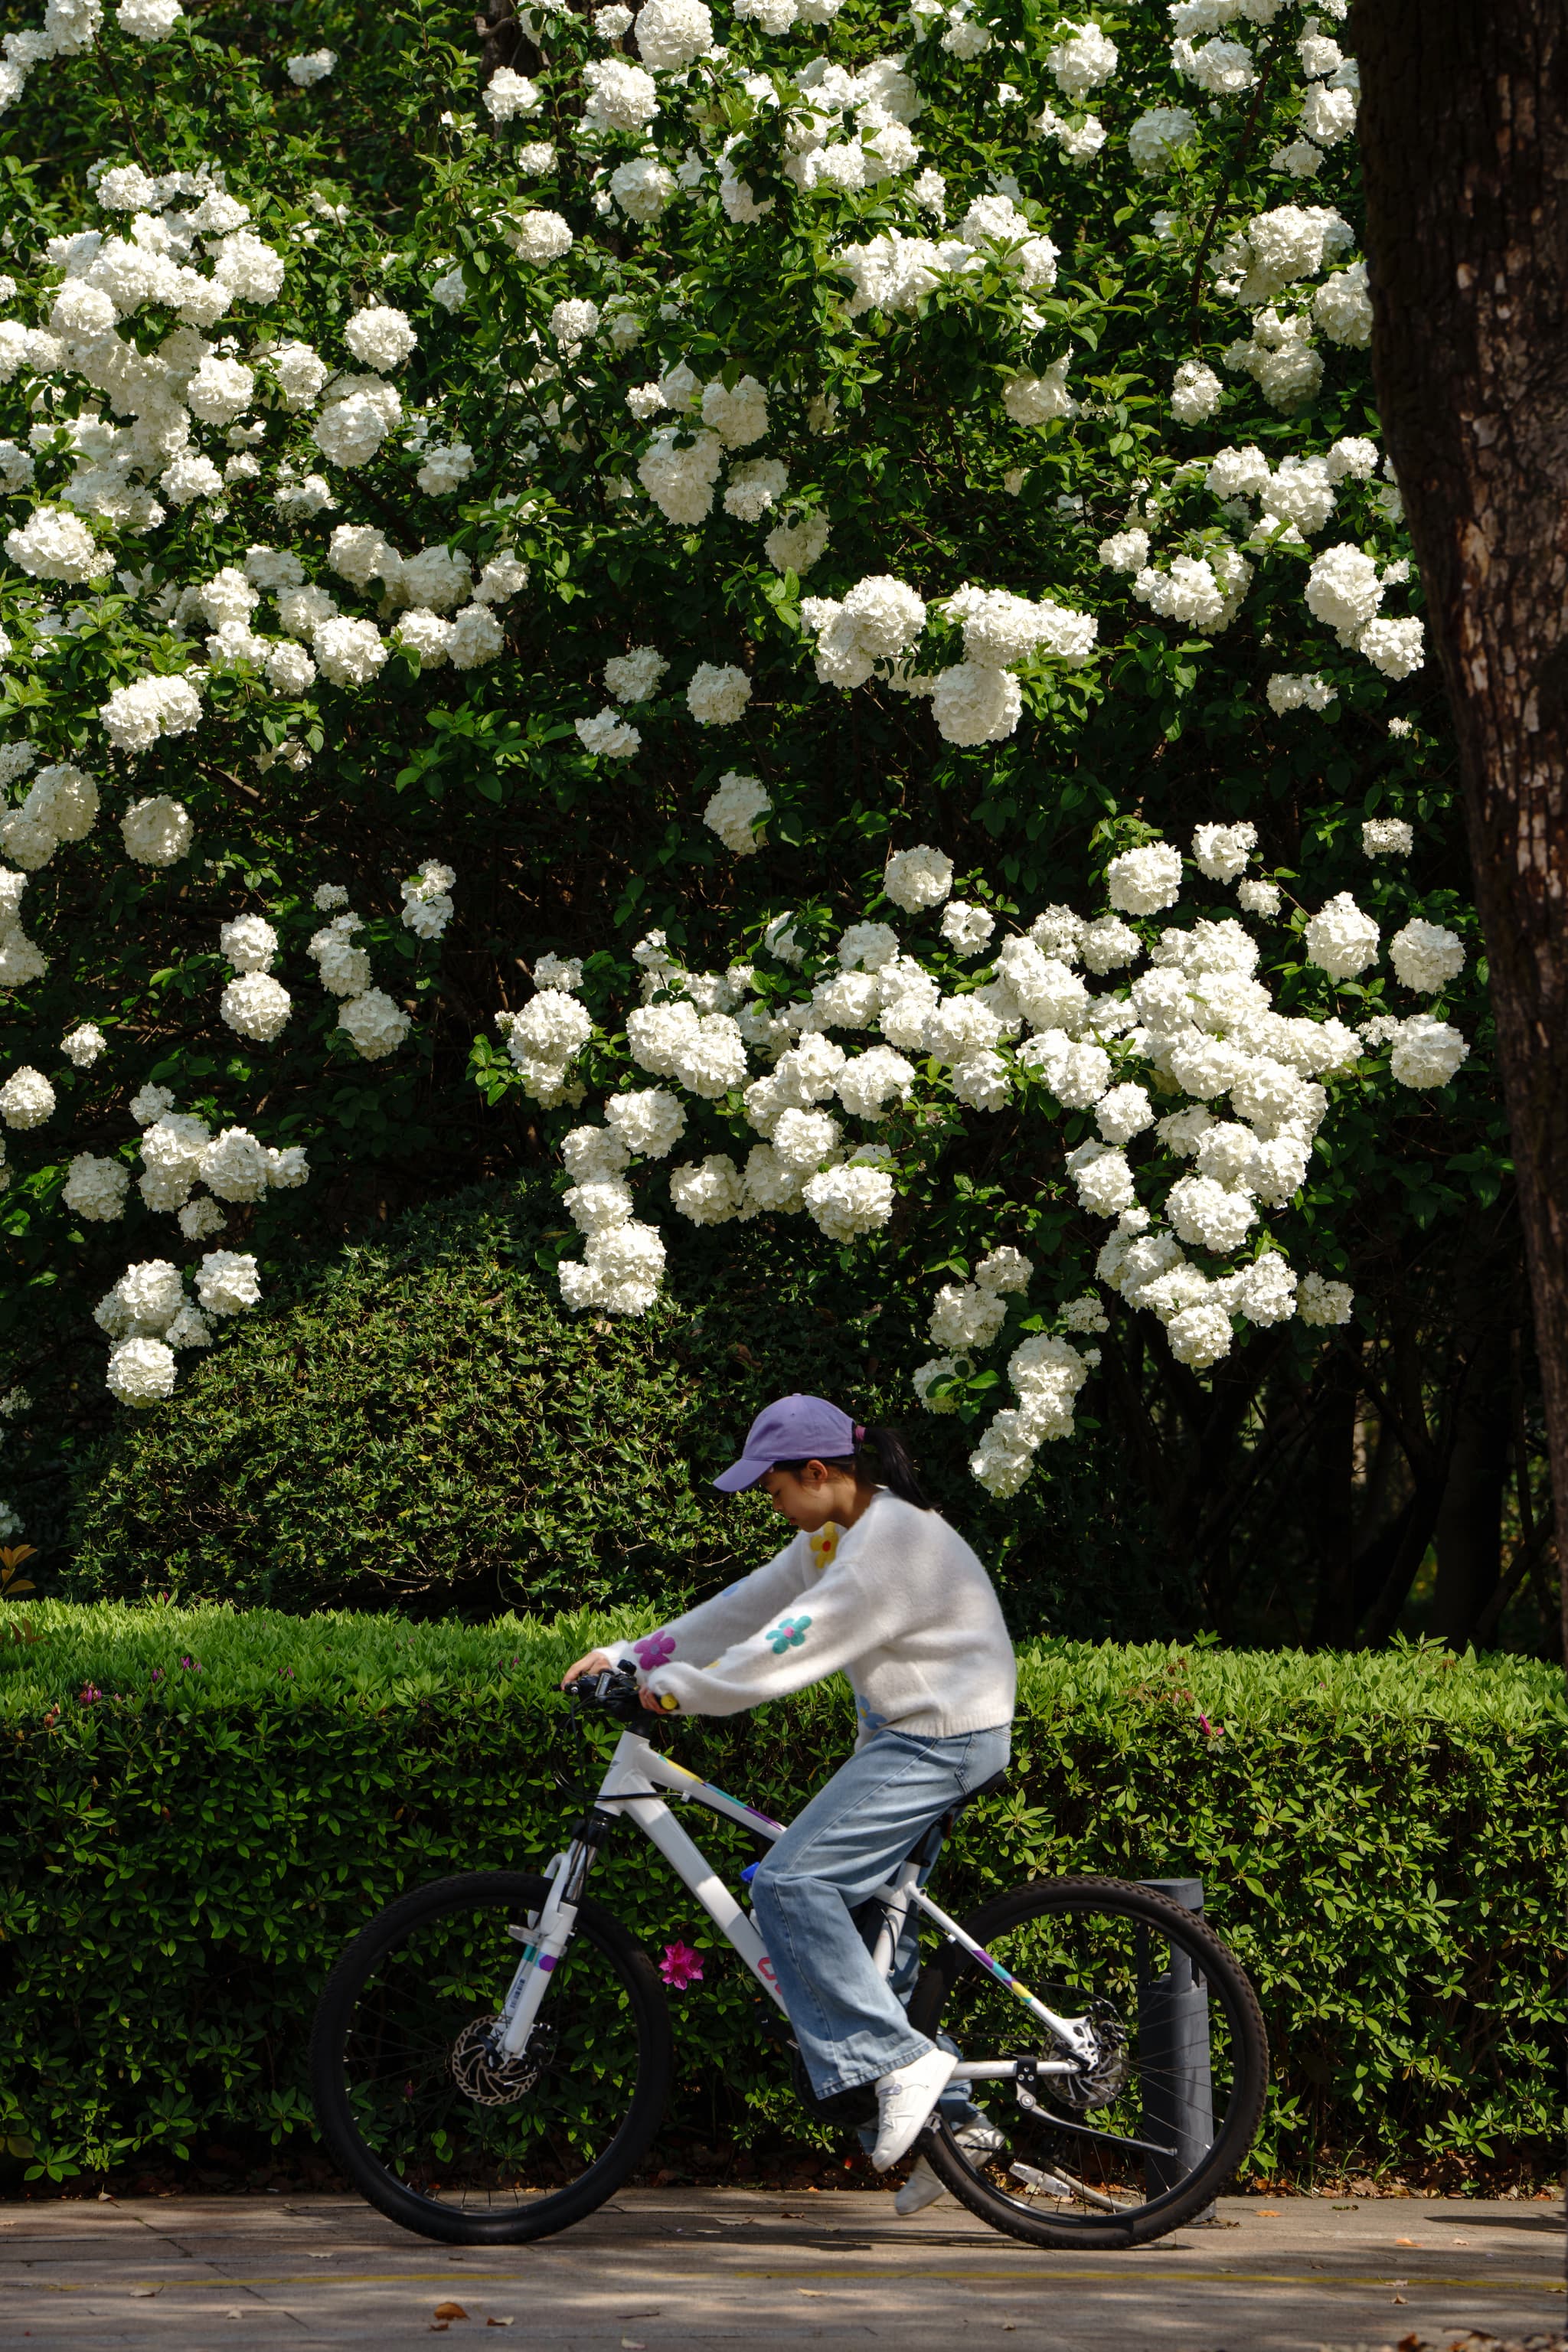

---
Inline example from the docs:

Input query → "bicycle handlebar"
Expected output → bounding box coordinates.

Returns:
[564,1661,648,1725]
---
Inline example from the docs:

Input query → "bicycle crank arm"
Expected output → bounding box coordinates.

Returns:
[947,2060,1079,2082]
[1014,2079,1178,2161]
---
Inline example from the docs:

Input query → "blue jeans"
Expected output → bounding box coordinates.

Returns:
[750,1724,1012,2099]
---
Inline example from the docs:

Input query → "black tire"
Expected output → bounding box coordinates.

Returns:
[907,1875,1267,2249]
[310,1870,672,2244]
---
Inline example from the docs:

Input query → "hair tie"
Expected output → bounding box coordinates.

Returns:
[854,1423,867,1443]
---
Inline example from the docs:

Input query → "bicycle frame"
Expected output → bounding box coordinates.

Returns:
[494,1726,1098,2082]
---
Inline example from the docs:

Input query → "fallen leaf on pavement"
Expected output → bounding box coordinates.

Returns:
[621,2339,646,2348]
[485,2321,514,2331]
[129,2285,159,2298]
[1256,2207,1282,2216]
[1392,2294,1407,2305]
[433,2305,469,2323]
[1396,2235,1417,2245]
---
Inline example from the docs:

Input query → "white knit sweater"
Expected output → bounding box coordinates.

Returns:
[630,1491,1016,1740]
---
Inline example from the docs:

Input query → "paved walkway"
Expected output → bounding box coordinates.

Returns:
[2,2189,1562,2351]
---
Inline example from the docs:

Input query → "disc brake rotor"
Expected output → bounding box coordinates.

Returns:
[449,2014,555,2107]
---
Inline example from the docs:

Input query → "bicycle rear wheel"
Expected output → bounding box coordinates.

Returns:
[310,1870,672,2244]
[907,1875,1266,2249]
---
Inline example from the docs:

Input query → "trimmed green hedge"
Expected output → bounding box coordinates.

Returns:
[57,1176,1179,1635]
[1,1603,1561,2187]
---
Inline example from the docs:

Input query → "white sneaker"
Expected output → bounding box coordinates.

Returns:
[871,2049,957,2173]
[894,2121,1007,2216]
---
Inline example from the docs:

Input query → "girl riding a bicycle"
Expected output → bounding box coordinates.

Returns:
[562,1390,1016,2201]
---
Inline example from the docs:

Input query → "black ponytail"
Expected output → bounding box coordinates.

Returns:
[773,1422,933,1510]
[854,1424,933,1509]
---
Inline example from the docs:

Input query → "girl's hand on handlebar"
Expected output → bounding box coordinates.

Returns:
[560,1650,615,1688]
[639,1684,668,1713]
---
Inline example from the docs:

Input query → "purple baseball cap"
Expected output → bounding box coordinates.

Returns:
[713,1393,863,1494]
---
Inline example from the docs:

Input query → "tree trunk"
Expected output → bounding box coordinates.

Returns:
[1354,0,1568,1664]
[1430,1316,1512,1645]
[1306,1337,1363,1647]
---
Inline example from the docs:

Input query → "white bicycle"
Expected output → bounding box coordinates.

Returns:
[311,1664,1267,2248]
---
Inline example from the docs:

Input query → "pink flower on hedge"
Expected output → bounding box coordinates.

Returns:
[79,1684,101,1706]
[634,1629,677,1671]
[659,1941,704,1990]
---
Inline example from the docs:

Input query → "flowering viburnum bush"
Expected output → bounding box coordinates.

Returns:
[0,0,1494,1471]
[509,811,1476,1494]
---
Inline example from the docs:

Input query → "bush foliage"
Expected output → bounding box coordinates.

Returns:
[2,1602,1560,2187]
[61,1172,1181,1632]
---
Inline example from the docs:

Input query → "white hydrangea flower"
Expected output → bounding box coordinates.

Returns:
[639,426,725,524]
[220,972,292,1043]
[605,1086,687,1158]
[1067,1140,1135,1216]
[1357,616,1426,680]
[1390,919,1465,994]
[670,1153,746,1225]
[612,155,678,223]
[686,663,752,725]
[1359,814,1413,858]
[1237,877,1281,916]
[287,47,337,83]
[63,1152,130,1222]
[178,1197,227,1241]
[1001,358,1076,426]
[338,988,412,1060]
[1298,1271,1354,1325]
[576,707,642,758]
[1170,358,1223,423]
[931,663,1021,746]
[1390,1013,1468,1089]
[1303,891,1379,982]
[106,1334,177,1405]
[484,65,542,119]
[315,616,388,688]
[929,1281,1008,1351]
[5,505,103,582]
[704,769,770,854]
[633,0,714,71]
[835,1045,915,1119]
[975,1244,1032,1293]
[1305,542,1383,642]
[1128,104,1197,174]
[344,305,416,371]
[0,1065,55,1128]
[1106,841,1182,916]
[1045,19,1117,97]
[1165,1298,1233,1369]
[194,1248,261,1315]
[401,861,456,939]
[1095,1082,1154,1145]
[940,901,995,957]
[1266,672,1335,715]
[764,510,831,577]
[802,1159,896,1240]
[61,1022,107,1068]
[1314,260,1372,347]
[1191,820,1256,882]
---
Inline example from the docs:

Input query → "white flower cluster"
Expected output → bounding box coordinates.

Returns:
[96,1246,261,1404]
[521,815,1466,1489]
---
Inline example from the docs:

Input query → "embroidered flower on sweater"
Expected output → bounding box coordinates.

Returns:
[808,1525,841,1570]
[765,1613,812,1655]
[633,1628,677,1669]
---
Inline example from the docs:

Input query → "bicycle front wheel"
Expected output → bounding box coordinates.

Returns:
[907,1875,1267,2249]
[310,1870,672,2244]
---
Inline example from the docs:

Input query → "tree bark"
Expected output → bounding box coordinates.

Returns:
[1354,0,1568,1663]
